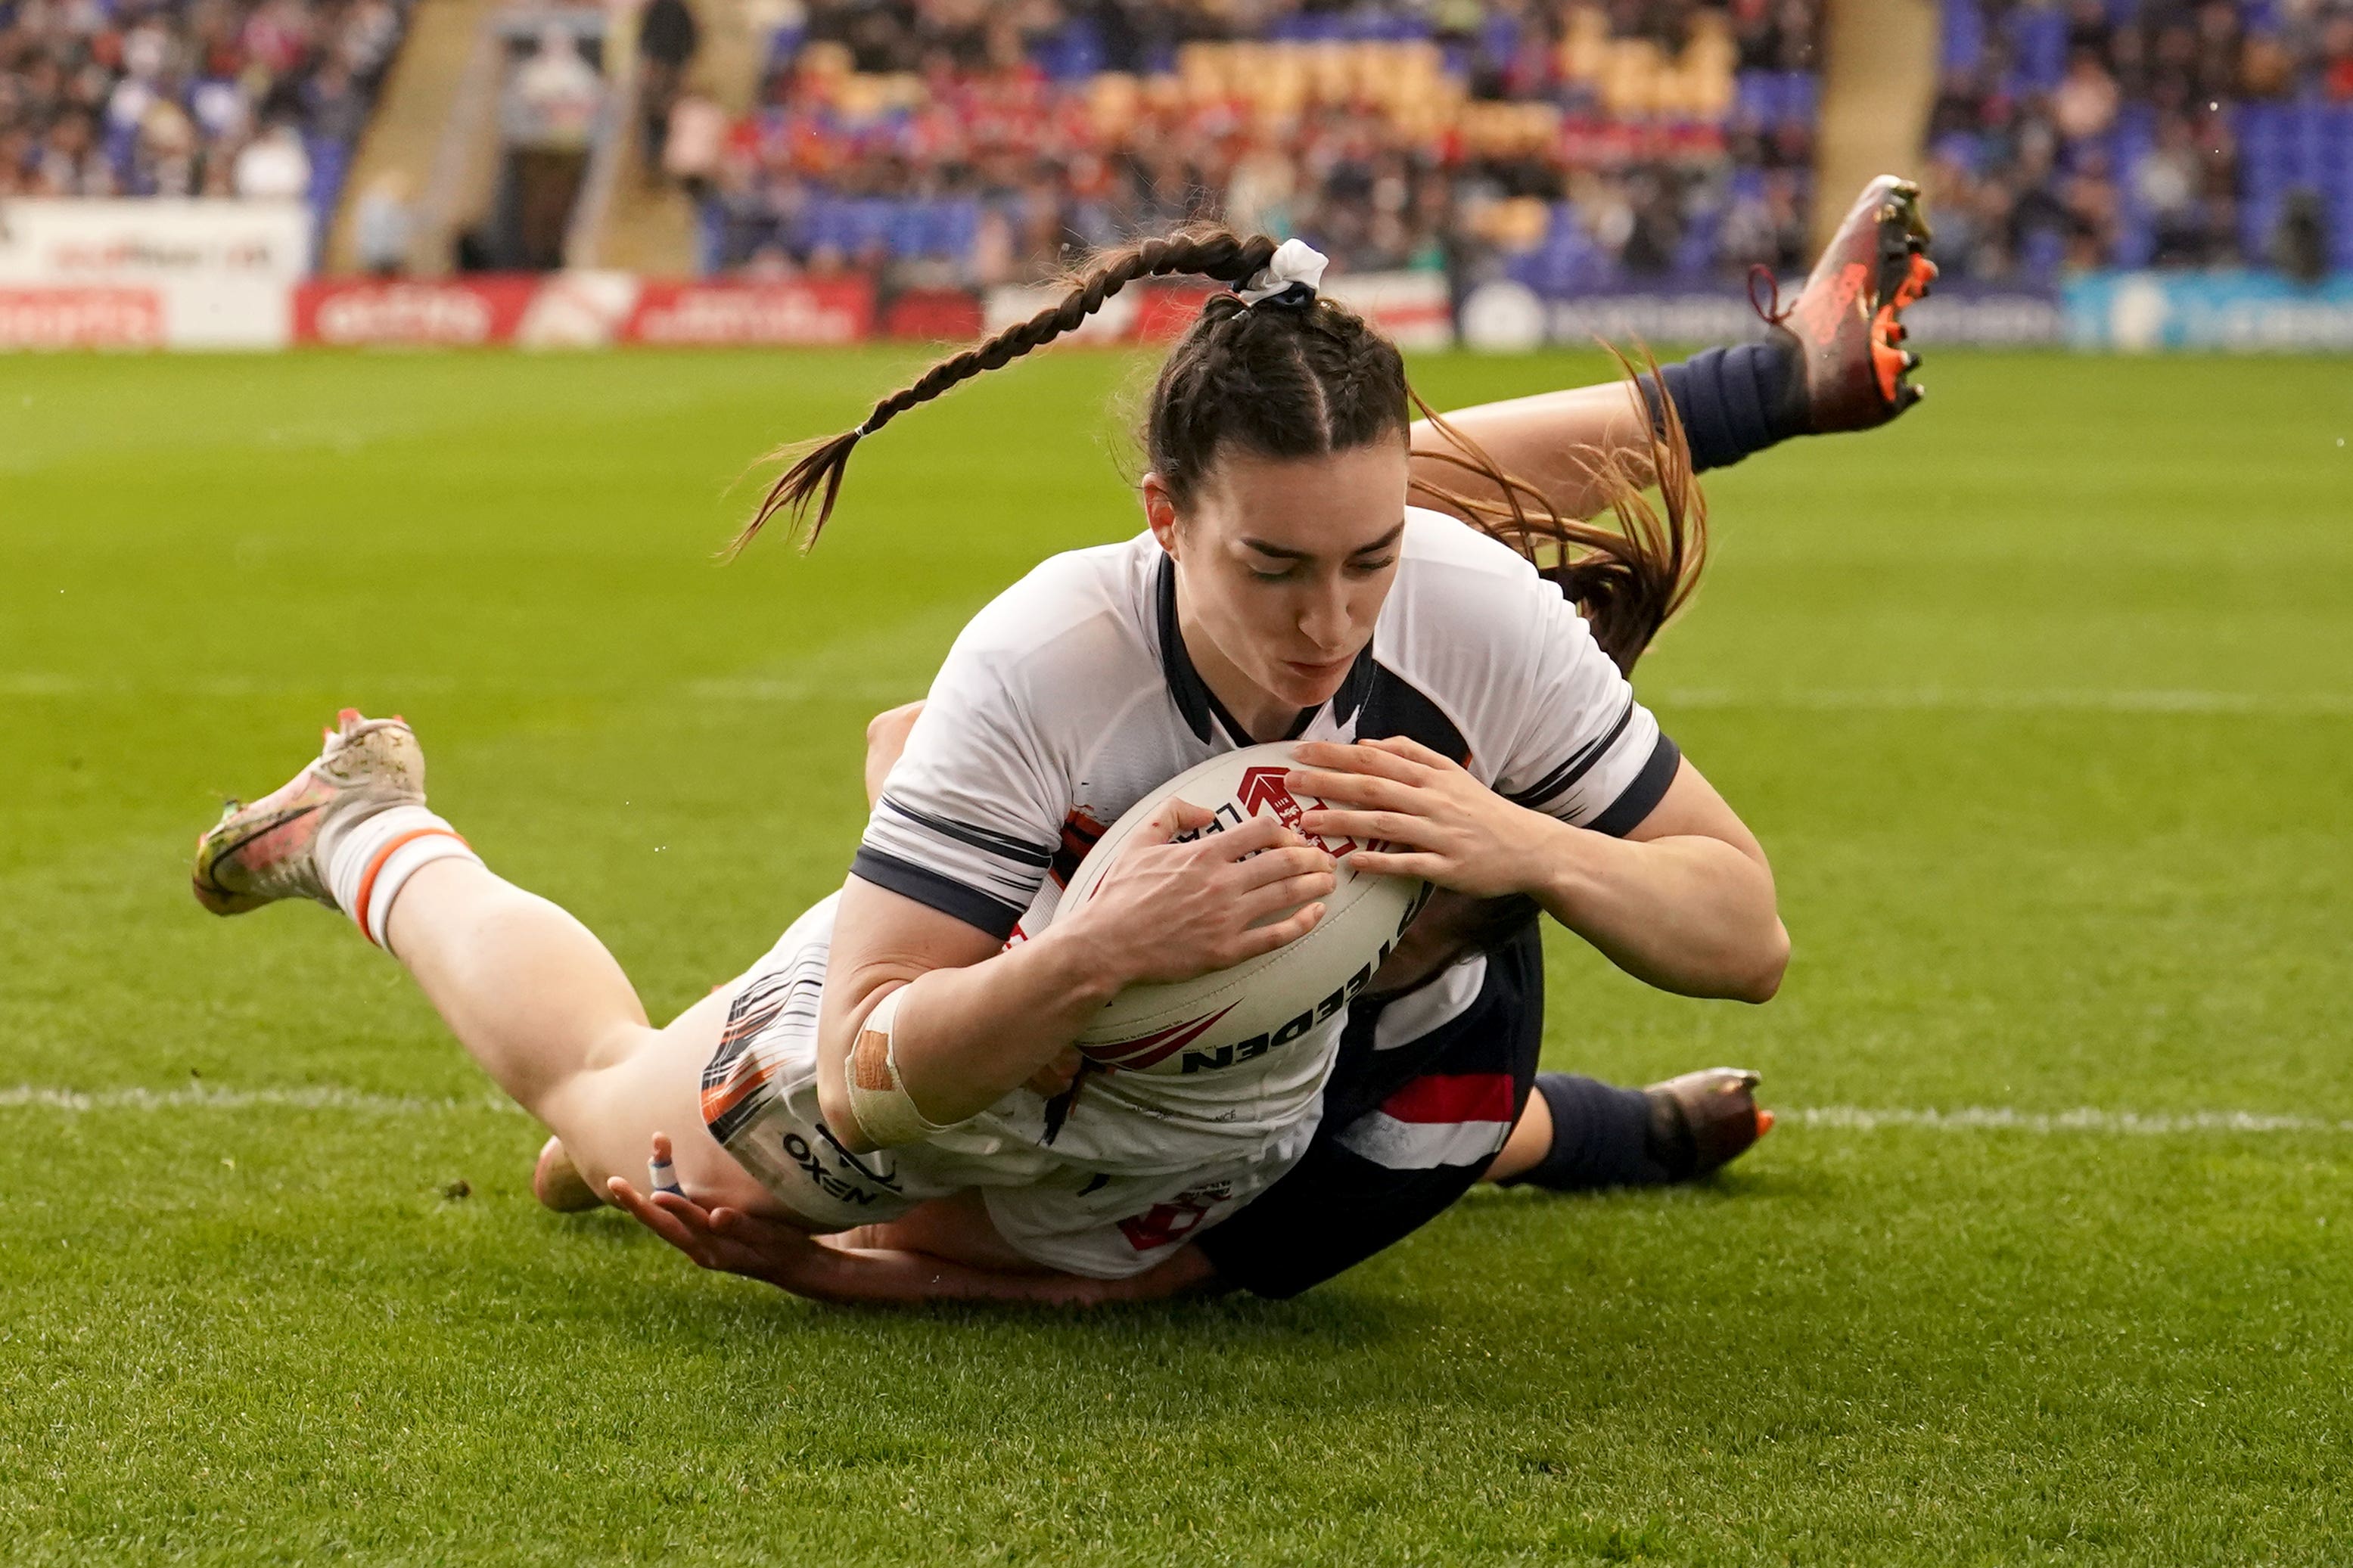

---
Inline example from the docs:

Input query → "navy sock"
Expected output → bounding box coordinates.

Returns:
[1637,340,1807,472]
[1503,1073,1677,1191]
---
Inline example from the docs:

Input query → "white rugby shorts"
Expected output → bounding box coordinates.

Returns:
[699,896,1322,1279]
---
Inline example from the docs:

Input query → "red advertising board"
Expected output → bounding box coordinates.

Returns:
[295,278,542,346]
[623,278,874,346]
[0,287,164,348]
[881,287,985,341]
[1130,284,1217,343]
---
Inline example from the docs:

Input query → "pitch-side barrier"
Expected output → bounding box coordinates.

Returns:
[8,200,2348,352]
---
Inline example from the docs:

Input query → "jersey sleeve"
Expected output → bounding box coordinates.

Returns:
[1490,577,1682,837]
[850,638,1065,942]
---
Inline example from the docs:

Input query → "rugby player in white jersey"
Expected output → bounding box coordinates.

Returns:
[194,180,1934,1297]
[595,178,1939,1303]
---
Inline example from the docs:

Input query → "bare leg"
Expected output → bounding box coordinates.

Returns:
[1410,380,1655,526]
[1483,1090,1553,1184]
[385,859,788,1217]
[530,700,934,1220]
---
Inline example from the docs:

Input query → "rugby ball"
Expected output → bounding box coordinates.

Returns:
[1053,743,1427,1076]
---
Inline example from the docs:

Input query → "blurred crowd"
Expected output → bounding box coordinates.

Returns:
[685,0,1825,292]
[0,0,410,207]
[1926,0,2353,283]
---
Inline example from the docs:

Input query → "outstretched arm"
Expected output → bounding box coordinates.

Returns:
[608,1160,1217,1307]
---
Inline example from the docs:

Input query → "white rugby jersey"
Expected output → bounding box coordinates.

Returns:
[850,507,1680,1166]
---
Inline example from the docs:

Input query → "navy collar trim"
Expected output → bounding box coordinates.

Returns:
[1154,553,1377,745]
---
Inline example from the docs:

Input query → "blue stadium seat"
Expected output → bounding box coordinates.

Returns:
[1033,18,1105,82]
[1941,0,1985,75]
[2006,5,2068,92]
[2020,226,2065,284]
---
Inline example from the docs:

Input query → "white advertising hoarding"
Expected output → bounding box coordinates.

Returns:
[0,199,309,349]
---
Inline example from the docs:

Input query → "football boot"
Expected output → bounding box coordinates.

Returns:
[1645,1067,1773,1181]
[192,709,424,915]
[1765,174,1938,433]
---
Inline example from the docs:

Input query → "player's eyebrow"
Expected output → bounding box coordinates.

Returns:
[1239,523,1404,562]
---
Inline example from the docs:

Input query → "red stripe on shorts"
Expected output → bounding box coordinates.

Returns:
[1379,1071,1516,1126]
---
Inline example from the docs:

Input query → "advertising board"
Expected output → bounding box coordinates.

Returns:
[2064,270,2353,352]
[984,269,1455,348]
[0,198,309,349]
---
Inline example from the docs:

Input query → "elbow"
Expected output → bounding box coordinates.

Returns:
[1732,919,1790,1004]
[815,1076,872,1152]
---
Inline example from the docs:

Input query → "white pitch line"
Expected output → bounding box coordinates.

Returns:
[1658,688,2353,716]
[3,1086,2348,1136]
[1787,1106,2353,1135]
[0,1084,521,1116]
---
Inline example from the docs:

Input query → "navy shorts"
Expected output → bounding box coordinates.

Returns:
[1194,922,1546,1299]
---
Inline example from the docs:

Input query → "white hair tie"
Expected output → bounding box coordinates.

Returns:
[1232,238,1329,307]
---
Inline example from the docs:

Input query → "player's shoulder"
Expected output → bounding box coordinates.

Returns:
[1395,505,1544,579]
[936,533,1161,722]
[1386,507,1565,641]
[1375,507,1615,716]
[1393,503,1562,595]
[951,535,1155,662]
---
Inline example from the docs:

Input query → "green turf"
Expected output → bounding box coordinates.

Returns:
[2,346,2348,1566]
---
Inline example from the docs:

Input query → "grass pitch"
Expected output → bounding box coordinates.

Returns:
[2,346,2348,1566]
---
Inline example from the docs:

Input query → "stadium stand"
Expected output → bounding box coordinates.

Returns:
[691,1,1824,293]
[1926,0,2353,284]
[0,0,413,230]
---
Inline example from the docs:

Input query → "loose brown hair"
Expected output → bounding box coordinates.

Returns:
[738,225,1705,670]
[1408,346,1708,674]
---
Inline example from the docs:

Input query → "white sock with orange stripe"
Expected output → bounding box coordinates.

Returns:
[322,805,480,951]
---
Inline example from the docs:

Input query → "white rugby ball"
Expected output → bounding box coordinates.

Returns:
[1053,743,1427,1076]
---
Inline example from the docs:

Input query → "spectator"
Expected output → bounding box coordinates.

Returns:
[663,88,726,199]
[2139,114,2207,264]
[2271,188,2330,284]
[1938,0,2353,279]
[2052,46,2117,140]
[353,170,412,275]
[0,0,414,213]
[695,0,1825,291]
[637,0,700,169]
[234,119,311,198]
[2323,14,2353,100]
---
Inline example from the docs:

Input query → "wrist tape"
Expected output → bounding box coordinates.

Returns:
[844,986,953,1148]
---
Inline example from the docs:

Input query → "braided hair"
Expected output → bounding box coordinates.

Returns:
[738,223,1704,675]
[738,227,1290,552]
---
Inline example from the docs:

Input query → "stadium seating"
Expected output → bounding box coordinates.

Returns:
[1928,0,2353,283]
[694,1,1824,292]
[0,0,413,234]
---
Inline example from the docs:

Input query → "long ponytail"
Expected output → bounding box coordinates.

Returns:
[733,228,1280,555]
[736,228,1706,678]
